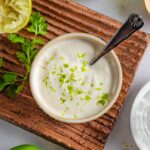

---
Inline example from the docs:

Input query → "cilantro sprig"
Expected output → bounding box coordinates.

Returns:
[27,12,48,35]
[0,12,48,97]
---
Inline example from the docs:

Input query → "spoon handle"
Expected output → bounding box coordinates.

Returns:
[90,13,144,65]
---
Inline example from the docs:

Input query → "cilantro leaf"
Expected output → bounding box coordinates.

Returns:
[27,12,48,35]
[2,73,17,83]
[16,52,28,64]
[7,84,18,97]
[16,85,24,94]
[30,49,38,61]
[8,34,25,44]
[0,77,7,92]
[0,58,3,67]
[32,38,44,45]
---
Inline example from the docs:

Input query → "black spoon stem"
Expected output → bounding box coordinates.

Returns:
[89,13,144,65]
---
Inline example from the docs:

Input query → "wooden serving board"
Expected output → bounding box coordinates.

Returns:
[0,0,150,149]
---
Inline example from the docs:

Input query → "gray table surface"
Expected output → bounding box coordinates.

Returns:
[1,0,150,150]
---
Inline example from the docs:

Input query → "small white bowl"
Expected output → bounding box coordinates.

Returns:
[30,33,122,123]
[130,81,150,150]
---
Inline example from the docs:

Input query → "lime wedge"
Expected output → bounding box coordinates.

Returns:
[10,144,41,150]
[0,0,32,33]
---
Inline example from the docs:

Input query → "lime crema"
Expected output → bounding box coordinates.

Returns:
[38,39,112,119]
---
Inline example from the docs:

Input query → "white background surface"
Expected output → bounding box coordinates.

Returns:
[0,0,150,150]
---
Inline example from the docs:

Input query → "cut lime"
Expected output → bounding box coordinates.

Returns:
[0,0,32,33]
[10,144,41,150]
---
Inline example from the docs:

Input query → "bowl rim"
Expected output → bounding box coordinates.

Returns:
[30,33,122,123]
[130,81,150,149]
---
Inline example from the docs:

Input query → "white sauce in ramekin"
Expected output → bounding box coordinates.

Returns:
[30,33,122,123]
[36,39,112,119]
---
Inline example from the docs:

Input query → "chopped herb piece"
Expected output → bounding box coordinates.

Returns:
[51,71,55,75]
[81,66,88,72]
[90,83,94,87]
[58,73,66,86]
[60,97,66,104]
[64,63,69,68]
[76,89,83,94]
[84,95,91,102]
[82,61,88,66]
[67,85,74,94]
[43,77,48,86]
[69,73,76,82]
[49,85,56,92]
[50,56,55,61]
[97,93,110,106]
[70,66,78,72]
[77,52,87,58]
[95,87,102,91]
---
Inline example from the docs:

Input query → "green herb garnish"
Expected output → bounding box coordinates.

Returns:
[95,87,102,91]
[8,34,44,91]
[0,12,48,97]
[60,97,66,104]
[97,93,110,106]
[90,83,94,87]
[84,95,91,102]
[27,12,48,35]
[81,61,88,72]
[77,52,87,58]
[76,88,83,94]
[67,85,74,94]
[64,63,69,68]
[49,82,56,92]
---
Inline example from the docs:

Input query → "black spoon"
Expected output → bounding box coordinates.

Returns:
[89,13,144,65]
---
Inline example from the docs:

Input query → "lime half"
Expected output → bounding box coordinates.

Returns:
[0,0,32,33]
[10,144,41,150]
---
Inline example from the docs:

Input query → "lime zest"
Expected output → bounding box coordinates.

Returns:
[97,93,110,106]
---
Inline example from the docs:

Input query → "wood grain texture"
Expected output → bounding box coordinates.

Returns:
[0,0,149,149]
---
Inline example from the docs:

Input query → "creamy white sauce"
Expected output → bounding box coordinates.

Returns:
[37,39,112,119]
